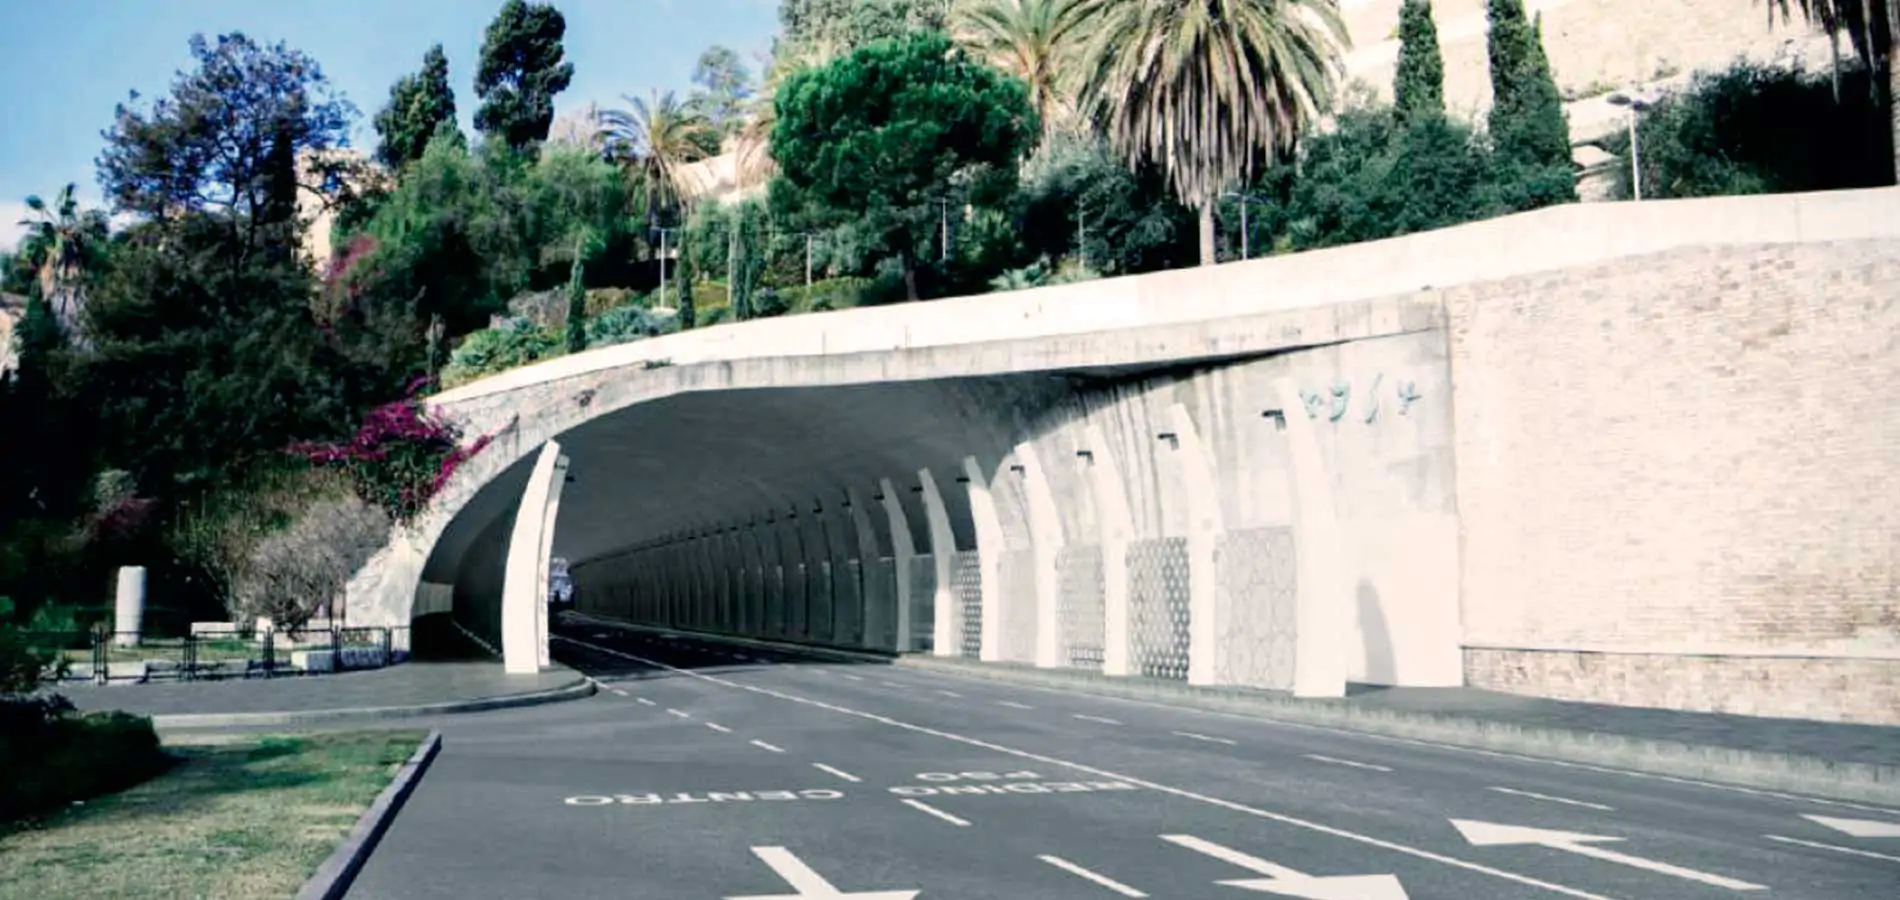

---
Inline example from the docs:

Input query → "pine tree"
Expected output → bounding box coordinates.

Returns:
[374,44,458,171]
[1485,1,1576,207]
[474,0,575,151]
[1394,0,1445,124]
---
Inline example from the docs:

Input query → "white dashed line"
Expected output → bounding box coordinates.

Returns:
[750,739,786,754]
[610,688,628,697]
[997,700,1035,710]
[1487,786,1613,811]
[1073,714,1122,725]
[553,635,1622,900]
[1763,834,1900,863]
[813,763,863,783]
[901,798,971,827]
[1039,855,1147,897]
[734,654,749,661]
[842,673,865,682]
[705,722,733,734]
[1173,731,1238,746]
[936,690,964,698]
[1305,754,1392,773]
[882,681,906,689]
[635,697,656,706]
[667,708,692,719]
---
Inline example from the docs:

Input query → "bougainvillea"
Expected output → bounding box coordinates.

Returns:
[289,376,495,525]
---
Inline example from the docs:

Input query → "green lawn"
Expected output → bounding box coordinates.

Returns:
[0,730,425,900]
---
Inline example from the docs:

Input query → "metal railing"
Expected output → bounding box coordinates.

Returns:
[16,625,410,686]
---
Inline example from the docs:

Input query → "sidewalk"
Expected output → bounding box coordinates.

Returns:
[56,660,594,729]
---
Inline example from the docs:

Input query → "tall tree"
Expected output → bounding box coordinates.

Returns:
[1764,0,1898,181]
[690,45,755,138]
[374,44,459,171]
[597,90,720,231]
[1484,0,1575,208]
[772,30,1037,300]
[473,0,575,151]
[15,183,108,339]
[778,0,951,58]
[1074,0,1349,266]
[949,0,1092,136]
[1394,0,1445,123]
[97,32,357,252]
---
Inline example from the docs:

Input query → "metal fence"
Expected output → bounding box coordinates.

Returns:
[16,625,410,686]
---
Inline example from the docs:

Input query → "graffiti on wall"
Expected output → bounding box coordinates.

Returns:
[1298,375,1423,423]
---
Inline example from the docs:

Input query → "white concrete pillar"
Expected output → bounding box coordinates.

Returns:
[1082,422,1136,677]
[916,468,959,657]
[879,477,918,653]
[533,457,566,669]
[846,487,884,650]
[1166,403,1227,687]
[1013,442,1068,669]
[113,566,146,648]
[1275,379,1350,699]
[502,441,566,674]
[962,456,1006,663]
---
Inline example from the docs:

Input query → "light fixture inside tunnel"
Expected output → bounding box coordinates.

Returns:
[954,475,970,484]
[1262,409,1288,431]
[1157,432,1179,449]
[1009,464,1025,475]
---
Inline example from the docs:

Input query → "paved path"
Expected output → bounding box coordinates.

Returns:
[346,625,1900,900]
[57,661,581,717]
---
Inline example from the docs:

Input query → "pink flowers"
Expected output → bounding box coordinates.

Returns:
[290,377,496,524]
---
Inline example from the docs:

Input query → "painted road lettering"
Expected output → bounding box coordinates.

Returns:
[888,780,1138,797]
[564,788,846,806]
[914,770,1042,782]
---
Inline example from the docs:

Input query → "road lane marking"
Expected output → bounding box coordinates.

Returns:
[1174,731,1238,746]
[706,722,734,733]
[635,697,656,706]
[1073,714,1122,725]
[1163,833,1409,897]
[813,763,863,783]
[936,690,964,698]
[734,654,750,661]
[882,681,906,688]
[1763,834,1900,863]
[610,688,629,697]
[750,739,786,754]
[1453,819,1765,891]
[1038,855,1147,897]
[735,846,919,900]
[556,634,1622,899]
[901,798,971,827]
[1488,786,1614,811]
[997,700,1034,710]
[667,708,692,719]
[842,673,865,681]
[1305,754,1392,772]
[1801,814,1900,838]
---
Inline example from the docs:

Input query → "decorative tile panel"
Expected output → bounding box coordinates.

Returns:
[951,550,983,658]
[1056,545,1106,669]
[1214,527,1299,691]
[1128,537,1191,680]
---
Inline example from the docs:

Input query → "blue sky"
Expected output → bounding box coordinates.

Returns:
[0,0,782,249]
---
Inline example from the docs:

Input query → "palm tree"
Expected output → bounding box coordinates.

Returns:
[1073,0,1349,266]
[17,183,108,340]
[950,0,1094,136]
[595,90,721,230]
[1764,1,1898,181]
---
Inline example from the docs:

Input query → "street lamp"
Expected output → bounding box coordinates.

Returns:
[1222,191,1264,260]
[1606,90,1656,202]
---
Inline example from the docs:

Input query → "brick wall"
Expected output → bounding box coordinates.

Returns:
[1448,240,1900,722]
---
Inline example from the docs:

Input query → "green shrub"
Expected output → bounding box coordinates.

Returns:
[440,317,564,387]
[0,704,170,822]
[1596,61,1893,201]
[587,305,680,347]
[775,276,879,313]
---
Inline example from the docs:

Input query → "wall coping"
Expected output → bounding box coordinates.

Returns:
[431,187,1900,407]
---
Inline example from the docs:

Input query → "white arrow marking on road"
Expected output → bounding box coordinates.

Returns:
[1801,815,1900,838]
[1162,834,1409,900]
[1764,834,1900,863]
[1450,820,1766,891]
[725,846,919,900]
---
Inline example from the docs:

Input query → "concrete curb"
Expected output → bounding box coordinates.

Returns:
[568,616,1900,806]
[295,729,443,900]
[149,675,597,731]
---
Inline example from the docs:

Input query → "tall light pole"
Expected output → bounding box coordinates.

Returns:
[939,198,949,262]
[654,226,679,307]
[1222,191,1263,260]
[1607,91,1655,201]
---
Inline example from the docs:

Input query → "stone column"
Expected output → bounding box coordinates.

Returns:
[1275,379,1350,699]
[962,456,1007,663]
[1166,403,1226,688]
[1013,442,1067,669]
[114,566,146,648]
[878,477,918,653]
[917,467,960,657]
[502,441,567,674]
[1082,422,1136,677]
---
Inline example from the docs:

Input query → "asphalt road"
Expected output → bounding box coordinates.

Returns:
[344,620,1900,900]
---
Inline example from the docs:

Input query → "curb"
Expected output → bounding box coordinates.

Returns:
[295,729,443,900]
[567,616,1900,806]
[149,676,597,730]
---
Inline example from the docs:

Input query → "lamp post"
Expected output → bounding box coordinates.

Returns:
[1606,90,1655,202]
[654,226,679,307]
[1222,191,1263,259]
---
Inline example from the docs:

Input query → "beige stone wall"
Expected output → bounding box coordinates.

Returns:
[1448,239,1900,720]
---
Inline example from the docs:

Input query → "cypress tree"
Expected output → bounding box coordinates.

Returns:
[1485,1,1576,206]
[1394,0,1446,124]
[563,257,587,354]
